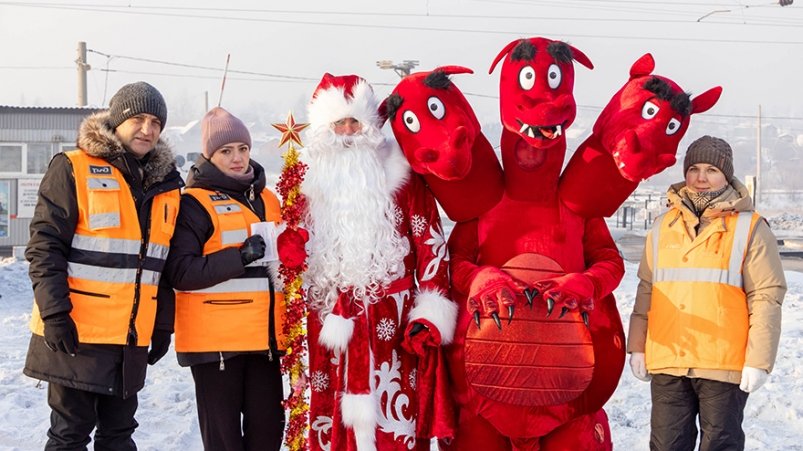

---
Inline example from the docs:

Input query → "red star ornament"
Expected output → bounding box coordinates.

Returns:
[272,112,309,148]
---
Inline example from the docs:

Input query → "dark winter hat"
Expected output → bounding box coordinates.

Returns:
[683,135,734,181]
[201,107,251,158]
[107,81,167,130]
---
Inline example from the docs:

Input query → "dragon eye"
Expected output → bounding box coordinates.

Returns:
[402,110,420,133]
[666,118,682,136]
[428,97,445,120]
[518,66,536,90]
[547,64,562,89]
[641,101,660,120]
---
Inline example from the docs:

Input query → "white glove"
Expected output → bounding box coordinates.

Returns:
[629,352,651,382]
[739,366,769,393]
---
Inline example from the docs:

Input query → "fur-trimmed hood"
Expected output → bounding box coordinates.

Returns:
[77,111,178,188]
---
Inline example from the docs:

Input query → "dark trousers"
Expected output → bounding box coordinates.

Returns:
[191,354,285,451]
[650,374,749,451]
[45,382,138,451]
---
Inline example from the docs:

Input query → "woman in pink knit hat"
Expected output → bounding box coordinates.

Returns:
[164,107,286,450]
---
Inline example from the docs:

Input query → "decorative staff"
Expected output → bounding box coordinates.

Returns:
[272,112,310,451]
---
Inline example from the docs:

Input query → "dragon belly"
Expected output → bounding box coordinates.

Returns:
[464,254,594,407]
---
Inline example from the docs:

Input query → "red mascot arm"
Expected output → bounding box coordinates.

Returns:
[448,219,521,327]
[530,218,623,319]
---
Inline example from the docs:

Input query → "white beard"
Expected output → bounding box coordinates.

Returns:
[302,126,409,316]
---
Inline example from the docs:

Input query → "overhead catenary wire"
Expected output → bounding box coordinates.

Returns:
[2,1,803,42]
[85,48,803,122]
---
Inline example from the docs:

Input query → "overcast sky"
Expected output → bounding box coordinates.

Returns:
[1,0,801,130]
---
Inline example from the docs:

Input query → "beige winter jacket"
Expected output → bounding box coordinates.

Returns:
[627,178,787,384]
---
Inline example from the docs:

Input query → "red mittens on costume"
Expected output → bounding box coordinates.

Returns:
[277,227,309,269]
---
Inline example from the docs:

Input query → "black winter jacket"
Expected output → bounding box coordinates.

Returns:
[23,112,183,398]
[162,156,279,367]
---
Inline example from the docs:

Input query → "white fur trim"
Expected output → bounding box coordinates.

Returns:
[341,393,377,451]
[408,289,458,345]
[267,260,284,291]
[378,140,411,195]
[308,80,380,131]
[318,313,354,354]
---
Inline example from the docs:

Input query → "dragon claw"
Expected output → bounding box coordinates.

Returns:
[473,311,481,330]
[546,298,555,317]
[524,288,538,308]
[491,312,503,330]
[582,311,590,328]
[558,306,570,319]
[508,305,515,325]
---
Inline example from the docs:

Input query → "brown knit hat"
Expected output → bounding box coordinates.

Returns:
[201,107,251,158]
[683,135,734,181]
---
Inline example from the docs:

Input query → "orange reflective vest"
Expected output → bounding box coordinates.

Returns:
[647,210,760,371]
[174,187,286,353]
[30,150,181,346]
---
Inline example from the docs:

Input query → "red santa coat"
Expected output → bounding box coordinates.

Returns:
[306,161,455,451]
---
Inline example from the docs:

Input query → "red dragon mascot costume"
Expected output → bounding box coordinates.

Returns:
[390,37,625,450]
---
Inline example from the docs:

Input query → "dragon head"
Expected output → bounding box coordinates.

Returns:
[384,65,480,181]
[490,37,593,151]
[594,53,722,182]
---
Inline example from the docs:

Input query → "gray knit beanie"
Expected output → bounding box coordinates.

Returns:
[107,82,167,130]
[683,135,734,181]
[201,107,252,158]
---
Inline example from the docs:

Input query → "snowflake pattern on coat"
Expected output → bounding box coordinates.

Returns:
[311,370,330,393]
[376,317,397,342]
[410,214,427,237]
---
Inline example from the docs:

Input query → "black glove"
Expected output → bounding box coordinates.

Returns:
[239,234,266,266]
[147,330,172,365]
[43,313,78,356]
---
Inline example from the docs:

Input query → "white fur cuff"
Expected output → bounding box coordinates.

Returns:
[408,289,458,345]
[318,313,354,354]
[341,393,377,451]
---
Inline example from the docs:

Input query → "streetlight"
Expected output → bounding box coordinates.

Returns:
[376,60,420,78]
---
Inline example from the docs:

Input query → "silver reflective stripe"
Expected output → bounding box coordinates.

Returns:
[89,212,121,229]
[68,262,136,283]
[72,234,140,255]
[88,178,120,190]
[141,270,162,287]
[221,229,248,246]
[654,267,736,286]
[653,212,754,288]
[184,277,270,294]
[146,243,170,261]
[651,213,666,282]
[728,212,754,283]
[214,204,242,214]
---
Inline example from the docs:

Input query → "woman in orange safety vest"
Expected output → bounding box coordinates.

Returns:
[164,107,285,451]
[627,136,786,451]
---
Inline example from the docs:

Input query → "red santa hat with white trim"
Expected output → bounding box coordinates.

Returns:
[307,73,382,132]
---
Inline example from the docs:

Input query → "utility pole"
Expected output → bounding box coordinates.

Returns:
[376,60,420,78]
[756,104,762,207]
[76,41,90,106]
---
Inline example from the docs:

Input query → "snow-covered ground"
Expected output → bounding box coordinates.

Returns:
[2,256,802,450]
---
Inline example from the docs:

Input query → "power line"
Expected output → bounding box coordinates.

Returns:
[85,48,803,121]
[87,50,319,82]
[2,1,802,44]
[0,65,72,70]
